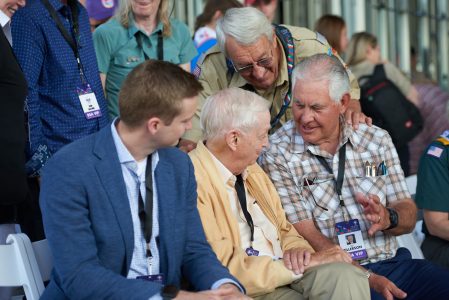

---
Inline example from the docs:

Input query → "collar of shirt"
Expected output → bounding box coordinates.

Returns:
[205,145,248,187]
[110,118,159,175]
[48,0,67,12]
[127,14,163,39]
[0,10,10,28]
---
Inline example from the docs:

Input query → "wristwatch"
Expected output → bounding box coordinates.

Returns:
[161,285,179,299]
[385,207,399,230]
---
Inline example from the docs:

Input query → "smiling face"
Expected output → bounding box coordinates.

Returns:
[226,34,279,90]
[130,0,160,19]
[0,0,25,18]
[292,79,348,150]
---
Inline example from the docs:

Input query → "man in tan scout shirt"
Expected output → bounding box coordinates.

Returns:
[183,7,363,148]
[189,87,370,299]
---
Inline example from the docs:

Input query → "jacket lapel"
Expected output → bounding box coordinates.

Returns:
[154,154,177,282]
[93,126,134,271]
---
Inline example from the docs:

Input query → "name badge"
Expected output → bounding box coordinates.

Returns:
[245,247,259,256]
[136,274,164,284]
[77,84,102,120]
[335,219,368,260]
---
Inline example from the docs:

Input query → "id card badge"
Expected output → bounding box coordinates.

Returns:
[136,274,164,284]
[335,219,368,260]
[77,84,102,120]
[245,247,259,256]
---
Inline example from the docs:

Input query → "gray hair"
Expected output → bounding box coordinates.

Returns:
[216,7,274,57]
[292,54,350,103]
[201,87,270,140]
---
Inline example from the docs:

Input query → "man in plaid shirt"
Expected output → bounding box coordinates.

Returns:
[260,54,449,300]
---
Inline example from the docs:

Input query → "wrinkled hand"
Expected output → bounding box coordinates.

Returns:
[369,273,407,300]
[283,248,312,274]
[177,139,197,153]
[344,100,372,130]
[308,245,352,268]
[356,193,389,236]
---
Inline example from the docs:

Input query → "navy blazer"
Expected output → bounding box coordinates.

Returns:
[40,125,238,299]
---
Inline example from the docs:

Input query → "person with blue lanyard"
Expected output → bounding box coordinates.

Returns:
[182,7,368,152]
[11,0,109,178]
[93,0,197,120]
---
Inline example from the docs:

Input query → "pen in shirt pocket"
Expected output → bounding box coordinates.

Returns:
[377,161,388,175]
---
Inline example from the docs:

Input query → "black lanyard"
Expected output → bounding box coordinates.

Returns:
[41,0,85,81]
[235,174,255,244]
[316,143,346,207]
[135,30,164,61]
[137,155,153,258]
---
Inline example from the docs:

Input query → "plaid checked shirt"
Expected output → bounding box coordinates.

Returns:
[259,120,411,264]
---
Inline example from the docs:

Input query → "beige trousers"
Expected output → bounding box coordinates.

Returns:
[254,262,370,300]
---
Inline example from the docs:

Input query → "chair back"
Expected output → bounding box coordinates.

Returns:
[0,234,53,300]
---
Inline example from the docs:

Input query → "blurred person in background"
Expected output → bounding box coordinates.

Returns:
[86,0,118,31]
[346,32,419,176]
[191,0,242,71]
[244,0,277,22]
[93,0,197,119]
[408,47,449,174]
[314,14,349,56]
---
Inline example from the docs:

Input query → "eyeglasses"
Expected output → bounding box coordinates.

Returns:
[231,50,273,75]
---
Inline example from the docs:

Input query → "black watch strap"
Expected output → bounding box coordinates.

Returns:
[385,207,399,230]
[161,285,179,299]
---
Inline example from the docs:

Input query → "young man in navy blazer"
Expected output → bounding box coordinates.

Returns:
[40,60,248,300]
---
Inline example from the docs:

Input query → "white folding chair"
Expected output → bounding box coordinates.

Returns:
[405,174,417,196]
[0,233,53,300]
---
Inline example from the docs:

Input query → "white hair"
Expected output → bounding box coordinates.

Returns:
[291,54,350,102]
[216,7,274,57]
[201,87,270,140]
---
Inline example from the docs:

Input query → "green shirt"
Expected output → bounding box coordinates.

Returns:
[416,133,449,235]
[93,17,197,119]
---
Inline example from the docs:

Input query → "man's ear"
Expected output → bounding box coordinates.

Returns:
[225,129,240,151]
[271,30,277,49]
[339,93,351,114]
[146,117,162,135]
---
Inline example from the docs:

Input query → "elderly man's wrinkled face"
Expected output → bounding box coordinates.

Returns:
[236,111,270,168]
[226,35,279,90]
[0,0,25,18]
[292,79,346,148]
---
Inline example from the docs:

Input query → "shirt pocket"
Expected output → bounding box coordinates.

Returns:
[354,175,388,206]
[113,55,143,70]
[162,46,182,64]
[300,173,338,220]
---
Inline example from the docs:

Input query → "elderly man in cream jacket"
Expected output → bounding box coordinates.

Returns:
[189,87,369,299]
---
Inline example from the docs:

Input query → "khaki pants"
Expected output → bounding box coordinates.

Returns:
[254,262,370,300]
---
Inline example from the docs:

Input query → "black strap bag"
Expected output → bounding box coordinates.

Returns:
[359,64,424,147]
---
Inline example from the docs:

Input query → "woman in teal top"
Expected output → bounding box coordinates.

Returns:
[93,0,197,119]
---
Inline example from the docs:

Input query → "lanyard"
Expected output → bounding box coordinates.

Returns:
[316,143,347,208]
[135,30,164,61]
[137,155,153,260]
[270,24,295,129]
[41,0,85,82]
[235,174,255,245]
